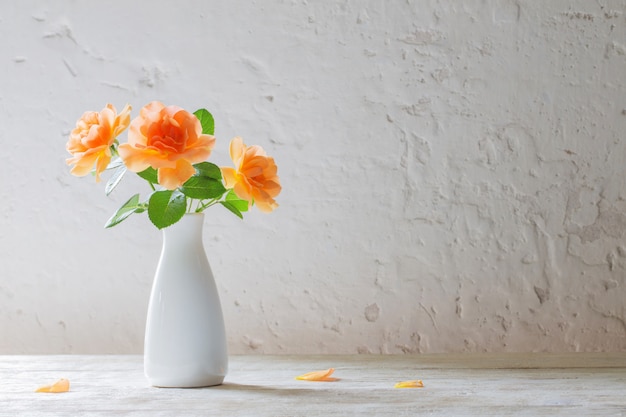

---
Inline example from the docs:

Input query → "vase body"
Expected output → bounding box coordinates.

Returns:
[144,213,228,387]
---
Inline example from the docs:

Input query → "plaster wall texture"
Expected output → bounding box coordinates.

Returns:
[1,1,625,354]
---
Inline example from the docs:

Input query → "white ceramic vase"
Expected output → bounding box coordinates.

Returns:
[144,213,228,388]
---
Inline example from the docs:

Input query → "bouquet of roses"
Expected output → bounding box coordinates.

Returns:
[66,102,281,229]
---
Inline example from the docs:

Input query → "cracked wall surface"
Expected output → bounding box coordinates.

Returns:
[1,0,625,354]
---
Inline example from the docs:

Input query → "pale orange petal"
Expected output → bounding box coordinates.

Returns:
[141,101,166,117]
[67,152,99,177]
[117,143,152,172]
[232,181,252,203]
[251,188,277,213]
[158,159,196,190]
[221,167,238,188]
[93,147,112,182]
[66,103,128,181]
[119,102,214,188]
[223,137,280,213]
[229,136,245,165]
[295,368,337,381]
[36,378,70,393]
[112,104,132,137]
[255,198,278,213]
[394,380,424,388]
[175,138,214,165]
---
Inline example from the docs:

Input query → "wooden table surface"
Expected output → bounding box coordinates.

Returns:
[1,353,625,416]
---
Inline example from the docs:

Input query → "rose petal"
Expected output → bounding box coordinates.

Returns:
[394,380,424,388]
[66,103,130,182]
[36,378,70,393]
[229,136,245,165]
[157,159,196,190]
[295,368,337,381]
[119,102,214,189]
[222,137,281,212]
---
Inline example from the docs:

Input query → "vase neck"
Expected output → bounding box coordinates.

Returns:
[162,213,205,246]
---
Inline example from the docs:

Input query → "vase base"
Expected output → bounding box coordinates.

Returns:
[148,375,225,389]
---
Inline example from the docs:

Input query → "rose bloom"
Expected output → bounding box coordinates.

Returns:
[221,137,281,213]
[118,101,215,190]
[66,103,131,182]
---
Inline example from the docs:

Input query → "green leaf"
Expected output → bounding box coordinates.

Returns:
[105,194,142,228]
[106,157,125,171]
[225,189,249,212]
[137,167,158,184]
[219,190,249,219]
[105,165,127,196]
[181,176,226,199]
[193,161,222,180]
[148,190,186,229]
[220,201,244,219]
[194,108,214,135]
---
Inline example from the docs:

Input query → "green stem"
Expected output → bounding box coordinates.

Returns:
[196,198,220,212]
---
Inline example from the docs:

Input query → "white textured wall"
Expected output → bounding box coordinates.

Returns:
[1,1,625,354]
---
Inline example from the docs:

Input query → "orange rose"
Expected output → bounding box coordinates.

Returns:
[118,101,215,190]
[66,103,131,182]
[221,137,281,213]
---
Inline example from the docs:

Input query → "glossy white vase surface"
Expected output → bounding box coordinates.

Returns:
[144,213,228,388]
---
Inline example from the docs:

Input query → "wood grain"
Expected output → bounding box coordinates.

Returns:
[1,354,625,416]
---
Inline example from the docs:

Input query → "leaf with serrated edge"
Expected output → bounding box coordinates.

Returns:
[181,176,226,199]
[106,157,125,171]
[148,190,186,229]
[105,194,141,228]
[225,189,249,212]
[105,165,127,196]
[220,201,244,219]
[137,167,158,184]
[193,109,214,135]
[193,162,222,180]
